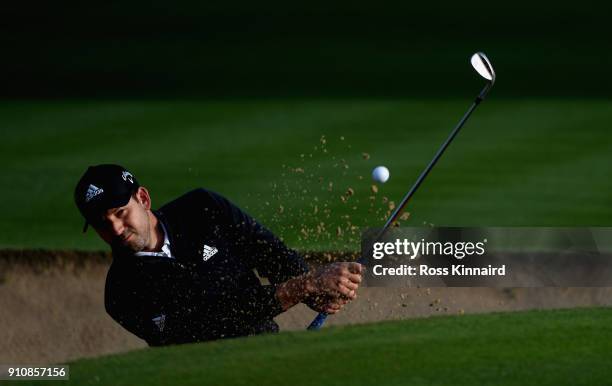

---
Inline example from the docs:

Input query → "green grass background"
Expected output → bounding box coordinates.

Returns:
[2,1,611,250]
[7,308,612,386]
[2,98,611,250]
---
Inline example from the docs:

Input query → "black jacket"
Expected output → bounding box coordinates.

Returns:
[104,188,309,346]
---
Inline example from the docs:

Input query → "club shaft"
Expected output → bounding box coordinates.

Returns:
[307,91,487,331]
[381,98,481,233]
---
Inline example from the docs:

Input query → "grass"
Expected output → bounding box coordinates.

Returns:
[2,98,611,250]
[10,307,612,386]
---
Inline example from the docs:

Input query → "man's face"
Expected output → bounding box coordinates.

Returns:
[92,192,152,253]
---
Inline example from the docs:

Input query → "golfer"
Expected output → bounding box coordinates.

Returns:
[74,164,362,346]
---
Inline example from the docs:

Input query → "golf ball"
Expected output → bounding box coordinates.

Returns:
[372,166,390,183]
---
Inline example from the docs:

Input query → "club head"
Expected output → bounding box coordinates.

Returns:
[471,52,495,101]
[470,52,496,84]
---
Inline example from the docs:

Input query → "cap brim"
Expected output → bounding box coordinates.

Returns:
[80,192,133,233]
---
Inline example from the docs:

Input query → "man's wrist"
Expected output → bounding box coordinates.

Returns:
[301,271,317,296]
[275,273,315,311]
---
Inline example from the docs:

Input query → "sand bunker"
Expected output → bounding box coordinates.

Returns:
[2,251,612,365]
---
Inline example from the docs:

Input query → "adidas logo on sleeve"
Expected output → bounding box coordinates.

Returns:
[152,314,166,332]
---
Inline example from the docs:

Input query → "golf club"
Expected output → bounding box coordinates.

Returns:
[307,52,496,330]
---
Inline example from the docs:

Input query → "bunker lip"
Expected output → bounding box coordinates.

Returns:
[0,248,359,269]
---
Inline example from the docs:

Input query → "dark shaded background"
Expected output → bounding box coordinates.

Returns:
[2,1,610,98]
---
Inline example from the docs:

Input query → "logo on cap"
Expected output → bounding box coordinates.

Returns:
[202,244,218,261]
[85,184,104,202]
[122,171,134,183]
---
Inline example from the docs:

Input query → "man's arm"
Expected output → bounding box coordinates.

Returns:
[207,189,364,313]
[206,189,309,283]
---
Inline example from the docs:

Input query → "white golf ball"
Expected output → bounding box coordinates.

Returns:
[372,166,390,183]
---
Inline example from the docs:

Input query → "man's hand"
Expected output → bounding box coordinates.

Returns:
[276,262,364,314]
[304,262,364,313]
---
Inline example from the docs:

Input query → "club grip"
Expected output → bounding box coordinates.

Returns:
[307,312,329,330]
